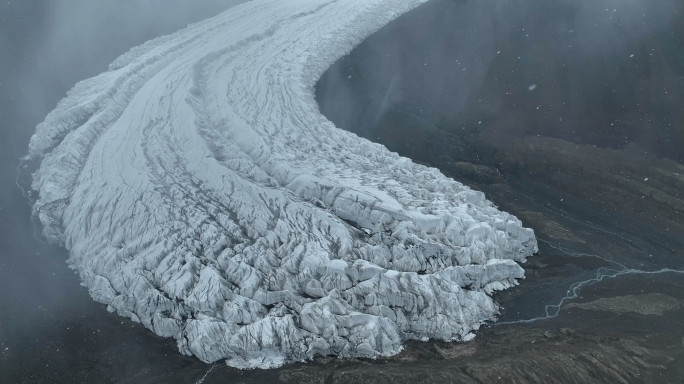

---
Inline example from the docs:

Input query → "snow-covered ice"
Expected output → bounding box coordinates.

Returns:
[25,0,537,369]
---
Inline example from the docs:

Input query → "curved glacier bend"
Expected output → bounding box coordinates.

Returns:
[25,0,537,369]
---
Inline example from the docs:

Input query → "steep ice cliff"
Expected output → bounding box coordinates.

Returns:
[25,0,537,369]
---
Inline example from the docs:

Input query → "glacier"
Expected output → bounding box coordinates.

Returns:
[24,0,537,369]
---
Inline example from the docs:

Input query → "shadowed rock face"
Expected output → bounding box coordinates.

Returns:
[318,0,684,162]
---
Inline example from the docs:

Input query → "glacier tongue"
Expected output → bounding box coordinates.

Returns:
[25,0,537,369]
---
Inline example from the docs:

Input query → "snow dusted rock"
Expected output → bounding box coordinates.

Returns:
[25,0,537,369]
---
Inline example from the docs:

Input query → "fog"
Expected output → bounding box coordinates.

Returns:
[1,0,682,381]
[318,0,683,161]
[0,1,243,379]
[1,0,243,166]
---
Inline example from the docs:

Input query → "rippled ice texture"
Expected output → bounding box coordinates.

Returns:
[25,0,537,369]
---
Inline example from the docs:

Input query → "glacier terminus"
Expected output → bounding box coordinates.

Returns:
[24,0,537,369]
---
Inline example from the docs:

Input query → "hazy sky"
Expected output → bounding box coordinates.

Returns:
[1,0,244,167]
[0,0,245,358]
[1,0,248,228]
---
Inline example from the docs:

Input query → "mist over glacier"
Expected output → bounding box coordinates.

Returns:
[23,0,536,369]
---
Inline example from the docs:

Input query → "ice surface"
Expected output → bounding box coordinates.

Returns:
[25,0,537,369]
